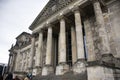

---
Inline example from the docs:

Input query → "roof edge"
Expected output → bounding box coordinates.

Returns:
[29,0,50,30]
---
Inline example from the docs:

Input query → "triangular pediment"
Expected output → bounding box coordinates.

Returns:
[15,32,32,48]
[16,32,31,40]
[30,0,75,30]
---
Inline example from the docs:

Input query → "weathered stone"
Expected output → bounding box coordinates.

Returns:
[42,65,54,76]
[8,0,120,80]
[87,66,114,80]
[71,26,77,64]
[59,17,66,63]
[29,36,35,72]
[84,19,96,61]
[56,63,69,75]
[73,61,86,74]
[93,0,111,55]
[107,0,120,58]
[74,9,85,59]
[33,71,87,80]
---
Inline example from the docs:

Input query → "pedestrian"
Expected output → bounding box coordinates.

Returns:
[13,76,20,80]
[5,73,13,80]
[24,76,29,80]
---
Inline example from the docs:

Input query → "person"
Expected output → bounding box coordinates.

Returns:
[0,75,3,80]
[5,73,13,80]
[13,76,20,80]
[24,76,29,80]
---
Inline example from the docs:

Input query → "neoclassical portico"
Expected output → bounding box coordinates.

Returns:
[28,0,112,75]
[7,0,120,80]
[25,0,120,80]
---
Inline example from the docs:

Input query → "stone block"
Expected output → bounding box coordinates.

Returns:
[56,63,69,75]
[87,66,114,80]
[73,61,86,74]
[42,66,53,76]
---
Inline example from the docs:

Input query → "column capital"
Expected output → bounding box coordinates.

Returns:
[58,14,66,21]
[45,23,54,28]
[72,6,80,13]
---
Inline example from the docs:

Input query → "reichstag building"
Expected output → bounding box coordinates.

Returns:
[8,0,120,80]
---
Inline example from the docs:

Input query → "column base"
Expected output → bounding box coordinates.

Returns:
[73,60,86,74]
[34,66,42,75]
[87,66,115,80]
[42,65,53,76]
[56,63,69,75]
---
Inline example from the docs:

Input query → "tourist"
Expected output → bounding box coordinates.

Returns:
[5,73,13,80]
[24,76,29,80]
[13,76,20,80]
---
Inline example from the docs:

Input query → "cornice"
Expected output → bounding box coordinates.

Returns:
[29,0,76,30]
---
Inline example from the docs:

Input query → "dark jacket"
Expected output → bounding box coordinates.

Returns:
[5,73,13,80]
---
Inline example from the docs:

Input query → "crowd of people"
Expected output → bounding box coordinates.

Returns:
[0,73,31,80]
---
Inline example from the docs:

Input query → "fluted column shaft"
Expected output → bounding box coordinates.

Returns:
[93,0,110,54]
[74,9,85,60]
[29,36,35,70]
[46,27,52,65]
[71,26,77,64]
[36,32,43,67]
[59,17,66,63]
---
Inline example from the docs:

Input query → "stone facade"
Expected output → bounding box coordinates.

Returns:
[8,0,120,80]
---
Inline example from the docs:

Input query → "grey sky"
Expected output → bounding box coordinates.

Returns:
[0,0,49,64]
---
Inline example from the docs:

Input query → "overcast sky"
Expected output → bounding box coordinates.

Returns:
[0,0,49,64]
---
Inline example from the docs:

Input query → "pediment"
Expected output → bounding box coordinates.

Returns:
[15,32,31,46]
[30,0,75,30]
[16,32,31,40]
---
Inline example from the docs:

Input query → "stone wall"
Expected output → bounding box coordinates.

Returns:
[87,66,114,80]
[84,17,96,61]
[107,0,120,58]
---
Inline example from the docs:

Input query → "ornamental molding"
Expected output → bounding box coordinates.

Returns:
[29,0,76,30]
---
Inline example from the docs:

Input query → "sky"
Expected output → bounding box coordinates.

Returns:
[0,0,49,64]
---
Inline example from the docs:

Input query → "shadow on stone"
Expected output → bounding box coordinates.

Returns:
[32,71,87,80]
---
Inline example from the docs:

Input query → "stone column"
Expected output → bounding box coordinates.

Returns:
[72,7,86,74]
[84,20,96,61]
[93,0,110,55]
[87,1,114,80]
[7,53,12,73]
[42,26,53,76]
[74,8,85,60]
[71,26,77,64]
[46,27,52,65]
[56,16,69,75]
[8,52,13,72]
[35,32,43,75]
[12,53,17,72]
[9,52,17,73]
[58,34,61,63]
[29,35,35,73]
[59,17,66,63]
